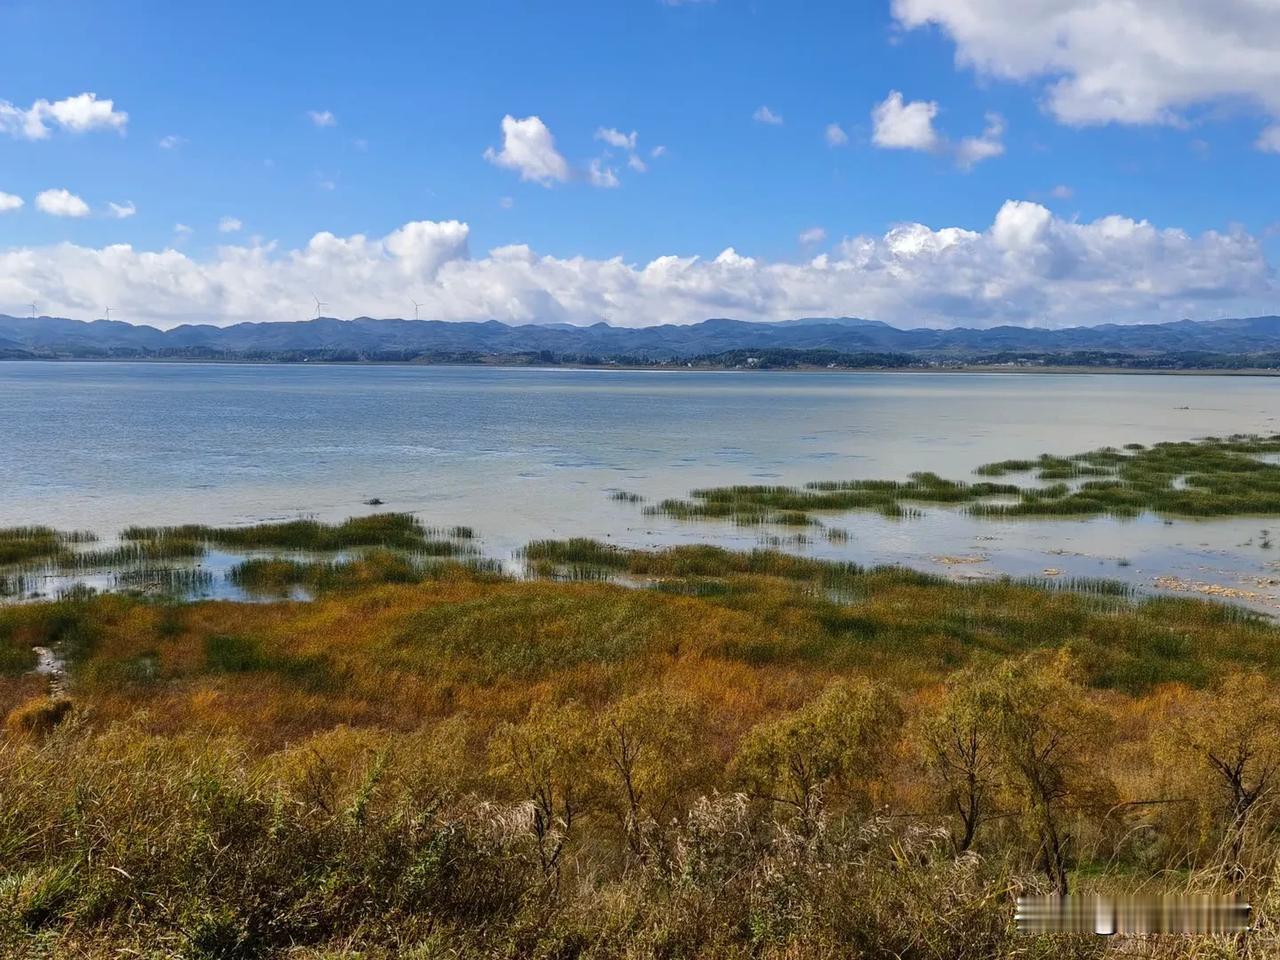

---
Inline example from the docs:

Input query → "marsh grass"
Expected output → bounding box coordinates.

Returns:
[5,540,1280,955]
[647,435,1280,525]
[60,538,205,570]
[121,512,435,551]
[112,566,215,595]
[0,526,96,567]
[229,549,500,596]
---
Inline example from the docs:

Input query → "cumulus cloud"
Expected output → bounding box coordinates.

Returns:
[892,0,1280,137]
[35,189,90,218]
[158,134,185,149]
[0,92,127,140]
[0,192,23,212]
[825,122,849,147]
[218,216,243,233]
[1258,125,1280,154]
[873,93,1005,168]
[955,112,1005,169]
[1,204,1271,330]
[106,201,136,219]
[1050,185,1074,200]
[798,227,828,246]
[753,105,783,125]
[484,114,571,185]
[872,91,940,150]
[307,110,337,127]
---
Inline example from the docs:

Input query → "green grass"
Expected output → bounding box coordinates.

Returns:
[518,538,1280,690]
[0,526,96,567]
[121,512,437,551]
[646,435,1280,524]
[228,549,501,595]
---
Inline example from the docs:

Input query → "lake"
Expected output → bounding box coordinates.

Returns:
[3,361,1279,607]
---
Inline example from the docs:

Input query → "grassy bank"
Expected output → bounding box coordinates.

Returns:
[3,543,1280,956]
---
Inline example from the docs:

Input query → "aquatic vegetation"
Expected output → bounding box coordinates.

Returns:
[121,511,436,551]
[59,538,205,570]
[608,490,645,503]
[0,526,95,567]
[229,548,498,595]
[648,435,1280,525]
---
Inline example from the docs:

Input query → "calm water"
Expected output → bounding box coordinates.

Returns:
[3,362,1279,607]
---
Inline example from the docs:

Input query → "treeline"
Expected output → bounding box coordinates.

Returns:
[6,343,1280,370]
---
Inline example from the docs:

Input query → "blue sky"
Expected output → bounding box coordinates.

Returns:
[1,0,1278,328]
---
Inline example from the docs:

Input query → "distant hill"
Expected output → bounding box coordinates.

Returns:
[2,313,1280,368]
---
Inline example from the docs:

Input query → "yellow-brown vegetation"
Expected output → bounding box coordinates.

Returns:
[2,546,1279,957]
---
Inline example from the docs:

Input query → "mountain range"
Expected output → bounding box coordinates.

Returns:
[2,313,1280,366]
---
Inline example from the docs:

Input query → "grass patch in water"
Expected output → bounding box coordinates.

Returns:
[0,527,97,567]
[229,549,501,596]
[121,512,435,551]
[645,435,1280,524]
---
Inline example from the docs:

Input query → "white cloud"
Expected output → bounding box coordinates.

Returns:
[1050,184,1074,200]
[308,110,337,127]
[753,105,783,125]
[825,122,849,147]
[173,223,193,241]
[106,201,136,219]
[0,92,127,140]
[218,216,243,233]
[955,112,1005,169]
[798,227,828,246]
[595,127,637,151]
[499,196,515,209]
[484,114,571,185]
[587,158,620,188]
[0,192,23,212]
[650,145,667,158]
[1257,125,1280,154]
[873,93,1005,168]
[892,0,1280,133]
[872,91,940,150]
[158,134,185,150]
[596,126,649,174]
[35,189,90,218]
[2,203,1271,330]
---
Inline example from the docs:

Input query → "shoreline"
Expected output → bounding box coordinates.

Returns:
[3,356,1278,377]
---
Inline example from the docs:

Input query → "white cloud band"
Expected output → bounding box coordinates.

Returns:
[0,202,1271,330]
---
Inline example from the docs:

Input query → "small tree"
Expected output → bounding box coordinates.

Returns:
[596,689,713,858]
[732,677,902,831]
[913,667,1000,853]
[1158,672,1280,879]
[489,699,601,877]
[975,652,1101,895]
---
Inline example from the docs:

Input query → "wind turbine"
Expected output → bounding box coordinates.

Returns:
[29,302,36,320]
[103,306,112,322]
[411,299,423,321]
[313,295,327,320]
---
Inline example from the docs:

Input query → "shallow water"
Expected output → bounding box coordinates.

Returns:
[3,362,1279,607]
